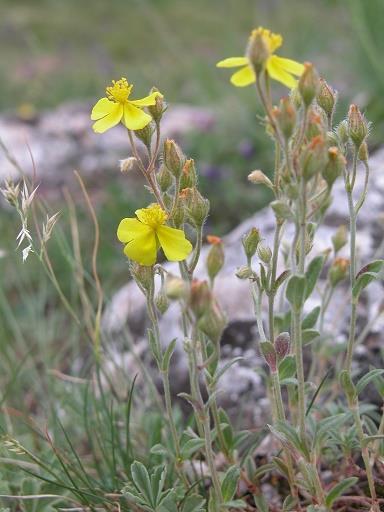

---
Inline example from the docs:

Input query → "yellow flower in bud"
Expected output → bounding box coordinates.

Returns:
[91,78,163,133]
[216,27,304,88]
[117,204,192,266]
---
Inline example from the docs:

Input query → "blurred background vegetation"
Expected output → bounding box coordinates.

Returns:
[1,0,384,505]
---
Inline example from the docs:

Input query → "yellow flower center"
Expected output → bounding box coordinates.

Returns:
[106,78,132,103]
[249,27,283,55]
[138,204,168,229]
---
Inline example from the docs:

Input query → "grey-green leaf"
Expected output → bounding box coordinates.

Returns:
[221,465,240,502]
[325,477,358,508]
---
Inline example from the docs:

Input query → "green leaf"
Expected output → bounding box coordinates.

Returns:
[150,444,169,457]
[362,435,384,447]
[302,329,320,345]
[325,477,358,508]
[305,255,325,299]
[352,260,384,299]
[180,438,205,459]
[131,461,154,507]
[151,466,166,505]
[219,408,235,451]
[302,306,321,329]
[356,369,384,395]
[280,377,298,386]
[272,456,289,478]
[278,355,296,380]
[253,494,269,512]
[286,274,307,310]
[221,465,240,502]
[148,329,161,365]
[269,421,309,459]
[212,357,243,385]
[282,495,299,511]
[161,338,177,372]
[181,495,205,512]
[272,270,291,294]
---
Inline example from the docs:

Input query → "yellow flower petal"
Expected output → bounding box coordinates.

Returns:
[216,57,249,68]
[156,225,192,262]
[91,97,116,120]
[117,218,151,243]
[270,55,304,76]
[266,56,297,89]
[92,103,123,133]
[130,91,162,107]
[230,65,256,87]
[123,102,153,130]
[123,229,157,266]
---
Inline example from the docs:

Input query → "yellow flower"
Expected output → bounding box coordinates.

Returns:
[117,204,192,266]
[91,78,162,133]
[216,27,304,88]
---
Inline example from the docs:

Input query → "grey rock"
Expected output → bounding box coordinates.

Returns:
[0,102,215,182]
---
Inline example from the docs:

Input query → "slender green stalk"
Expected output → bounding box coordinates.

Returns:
[351,406,379,511]
[268,222,283,342]
[292,306,306,440]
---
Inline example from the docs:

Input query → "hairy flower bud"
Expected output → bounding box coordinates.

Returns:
[336,119,349,145]
[257,244,272,264]
[246,29,270,73]
[301,135,327,181]
[348,104,368,149]
[180,159,197,189]
[322,146,346,188]
[236,265,254,279]
[147,87,165,123]
[298,62,320,107]
[242,228,261,261]
[317,79,337,121]
[358,141,369,162]
[155,290,169,314]
[260,341,277,372]
[164,139,185,178]
[198,300,227,344]
[274,96,296,141]
[328,257,349,287]
[135,123,153,149]
[306,108,326,140]
[157,164,173,192]
[130,263,154,293]
[165,274,189,300]
[332,225,348,254]
[206,235,225,282]
[275,332,290,361]
[248,170,273,189]
[180,187,209,227]
[189,279,212,319]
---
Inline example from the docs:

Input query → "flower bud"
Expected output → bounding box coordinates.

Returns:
[157,164,173,192]
[119,157,137,173]
[274,97,296,141]
[298,62,320,107]
[206,235,225,282]
[348,104,368,149]
[331,225,348,254]
[236,265,253,279]
[316,79,337,120]
[164,139,185,178]
[260,341,277,372]
[147,87,165,123]
[301,135,327,181]
[326,131,339,147]
[242,227,261,261]
[322,146,346,188]
[270,200,293,222]
[130,263,154,293]
[135,123,153,149]
[306,108,326,140]
[246,28,270,73]
[170,204,185,228]
[180,187,209,227]
[328,257,349,287]
[189,279,212,319]
[336,120,349,145]
[275,332,290,361]
[358,141,369,162]
[198,300,227,344]
[165,274,189,300]
[248,170,273,189]
[257,244,272,264]
[155,290,169,314]
[180,159,197,189]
